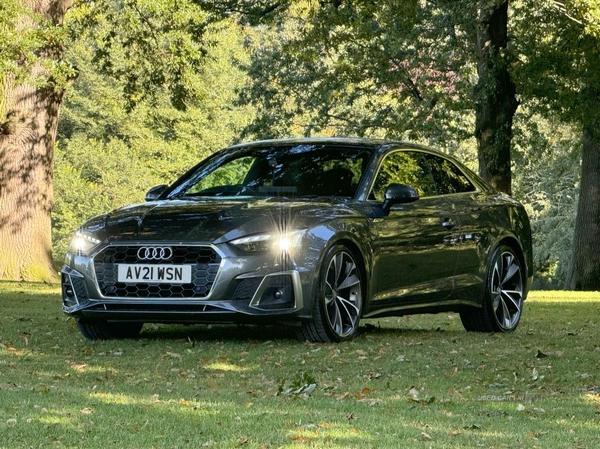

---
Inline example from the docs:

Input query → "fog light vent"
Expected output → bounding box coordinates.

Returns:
[61,271,89,308]
[251,274,295,310]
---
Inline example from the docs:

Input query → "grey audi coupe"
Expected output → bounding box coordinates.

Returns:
[61,138,533,342]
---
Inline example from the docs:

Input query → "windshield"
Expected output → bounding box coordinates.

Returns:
[173,144,373,199]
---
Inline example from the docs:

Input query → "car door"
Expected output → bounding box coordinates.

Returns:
[369,150,460,309]
[422,154,485,297]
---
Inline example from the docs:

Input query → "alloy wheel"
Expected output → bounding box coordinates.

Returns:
[490,250,523,331]
[323,250,362,338]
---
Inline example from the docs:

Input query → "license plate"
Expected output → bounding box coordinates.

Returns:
[117,264,192,284]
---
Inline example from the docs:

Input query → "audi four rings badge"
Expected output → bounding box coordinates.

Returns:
[137,246,173,260]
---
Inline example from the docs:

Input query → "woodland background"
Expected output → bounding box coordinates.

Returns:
[1,0,599,289]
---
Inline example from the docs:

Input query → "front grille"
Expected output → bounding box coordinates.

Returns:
[93,245,221,298]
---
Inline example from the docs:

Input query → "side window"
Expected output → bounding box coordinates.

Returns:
[421,153,476,195]
[370,151,436,201]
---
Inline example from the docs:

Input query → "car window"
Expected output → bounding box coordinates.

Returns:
[370,151,437,201]
[421,153,476,195]
[180,146,372,198]
[186,156,256,196]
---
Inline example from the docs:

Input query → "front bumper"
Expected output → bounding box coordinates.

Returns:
[61,242,312,325]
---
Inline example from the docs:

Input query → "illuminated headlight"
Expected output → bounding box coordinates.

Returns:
[230,231,304,253]
[69,230,101,255]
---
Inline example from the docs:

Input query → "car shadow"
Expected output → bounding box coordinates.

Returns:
[139,323,300,343]
[361,322,468,336]
[137,321,465,343]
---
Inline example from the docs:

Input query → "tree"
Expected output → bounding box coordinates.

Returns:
[240,1,519,196]
[1,0,73,281]
[513,0,600,290]
[241,2,477,147]
[0,0,215,280]
[474,0,517,194]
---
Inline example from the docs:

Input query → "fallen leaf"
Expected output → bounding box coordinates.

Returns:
[407,388,435,404]
[408,387,421,401]
[419,432,432,441]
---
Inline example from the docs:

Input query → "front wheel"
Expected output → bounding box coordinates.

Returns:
[298,245,364,343]
[460,245,524,333]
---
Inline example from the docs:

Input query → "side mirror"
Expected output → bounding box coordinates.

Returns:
[145,184,168,201]
[382,183,419,214]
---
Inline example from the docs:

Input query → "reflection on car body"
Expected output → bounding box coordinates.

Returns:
[62,138,533,342]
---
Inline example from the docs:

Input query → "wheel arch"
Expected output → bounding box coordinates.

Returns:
[299,236,368,342]
[309,234,371,312]
[334,237,368,289]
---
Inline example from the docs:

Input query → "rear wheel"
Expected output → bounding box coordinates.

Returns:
[461,245,524,333]
[299,244,364,342]
[77,320,143,340]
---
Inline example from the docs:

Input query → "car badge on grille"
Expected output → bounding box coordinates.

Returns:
[137,246,173,261]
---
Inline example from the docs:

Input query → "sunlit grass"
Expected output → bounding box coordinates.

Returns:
[1,281,600,447]
[527,290,600,302]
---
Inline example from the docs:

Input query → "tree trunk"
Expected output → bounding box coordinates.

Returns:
[567,124,600,290]
[0,0,71,281]
[474,0,518,195]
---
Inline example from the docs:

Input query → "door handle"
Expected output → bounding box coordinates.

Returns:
[442,218,455,230]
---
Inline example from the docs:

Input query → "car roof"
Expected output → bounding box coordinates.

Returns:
[225,137,432,153]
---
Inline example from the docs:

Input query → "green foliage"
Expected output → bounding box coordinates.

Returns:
[512,111,580,288]
[511,0,600,290]
[52,16,254,261]
[513,0,600,126]
[0,0,74,91]
[68,0,212,111]
[0,0,30,82]
[240,0,477,151]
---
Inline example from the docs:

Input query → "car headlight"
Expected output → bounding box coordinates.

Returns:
[69,230,102,255]
[230,231,304,253]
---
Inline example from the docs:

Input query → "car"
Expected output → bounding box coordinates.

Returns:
[61,137,533,342]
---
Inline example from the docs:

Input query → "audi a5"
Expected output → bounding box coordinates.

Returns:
[62,138,533,342]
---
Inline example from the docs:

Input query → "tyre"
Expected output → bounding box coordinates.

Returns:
[460,244,524,333]
[299,244,364,342]
[77,320,143,340]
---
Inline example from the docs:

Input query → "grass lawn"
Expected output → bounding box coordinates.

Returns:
[1,282,599,448]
